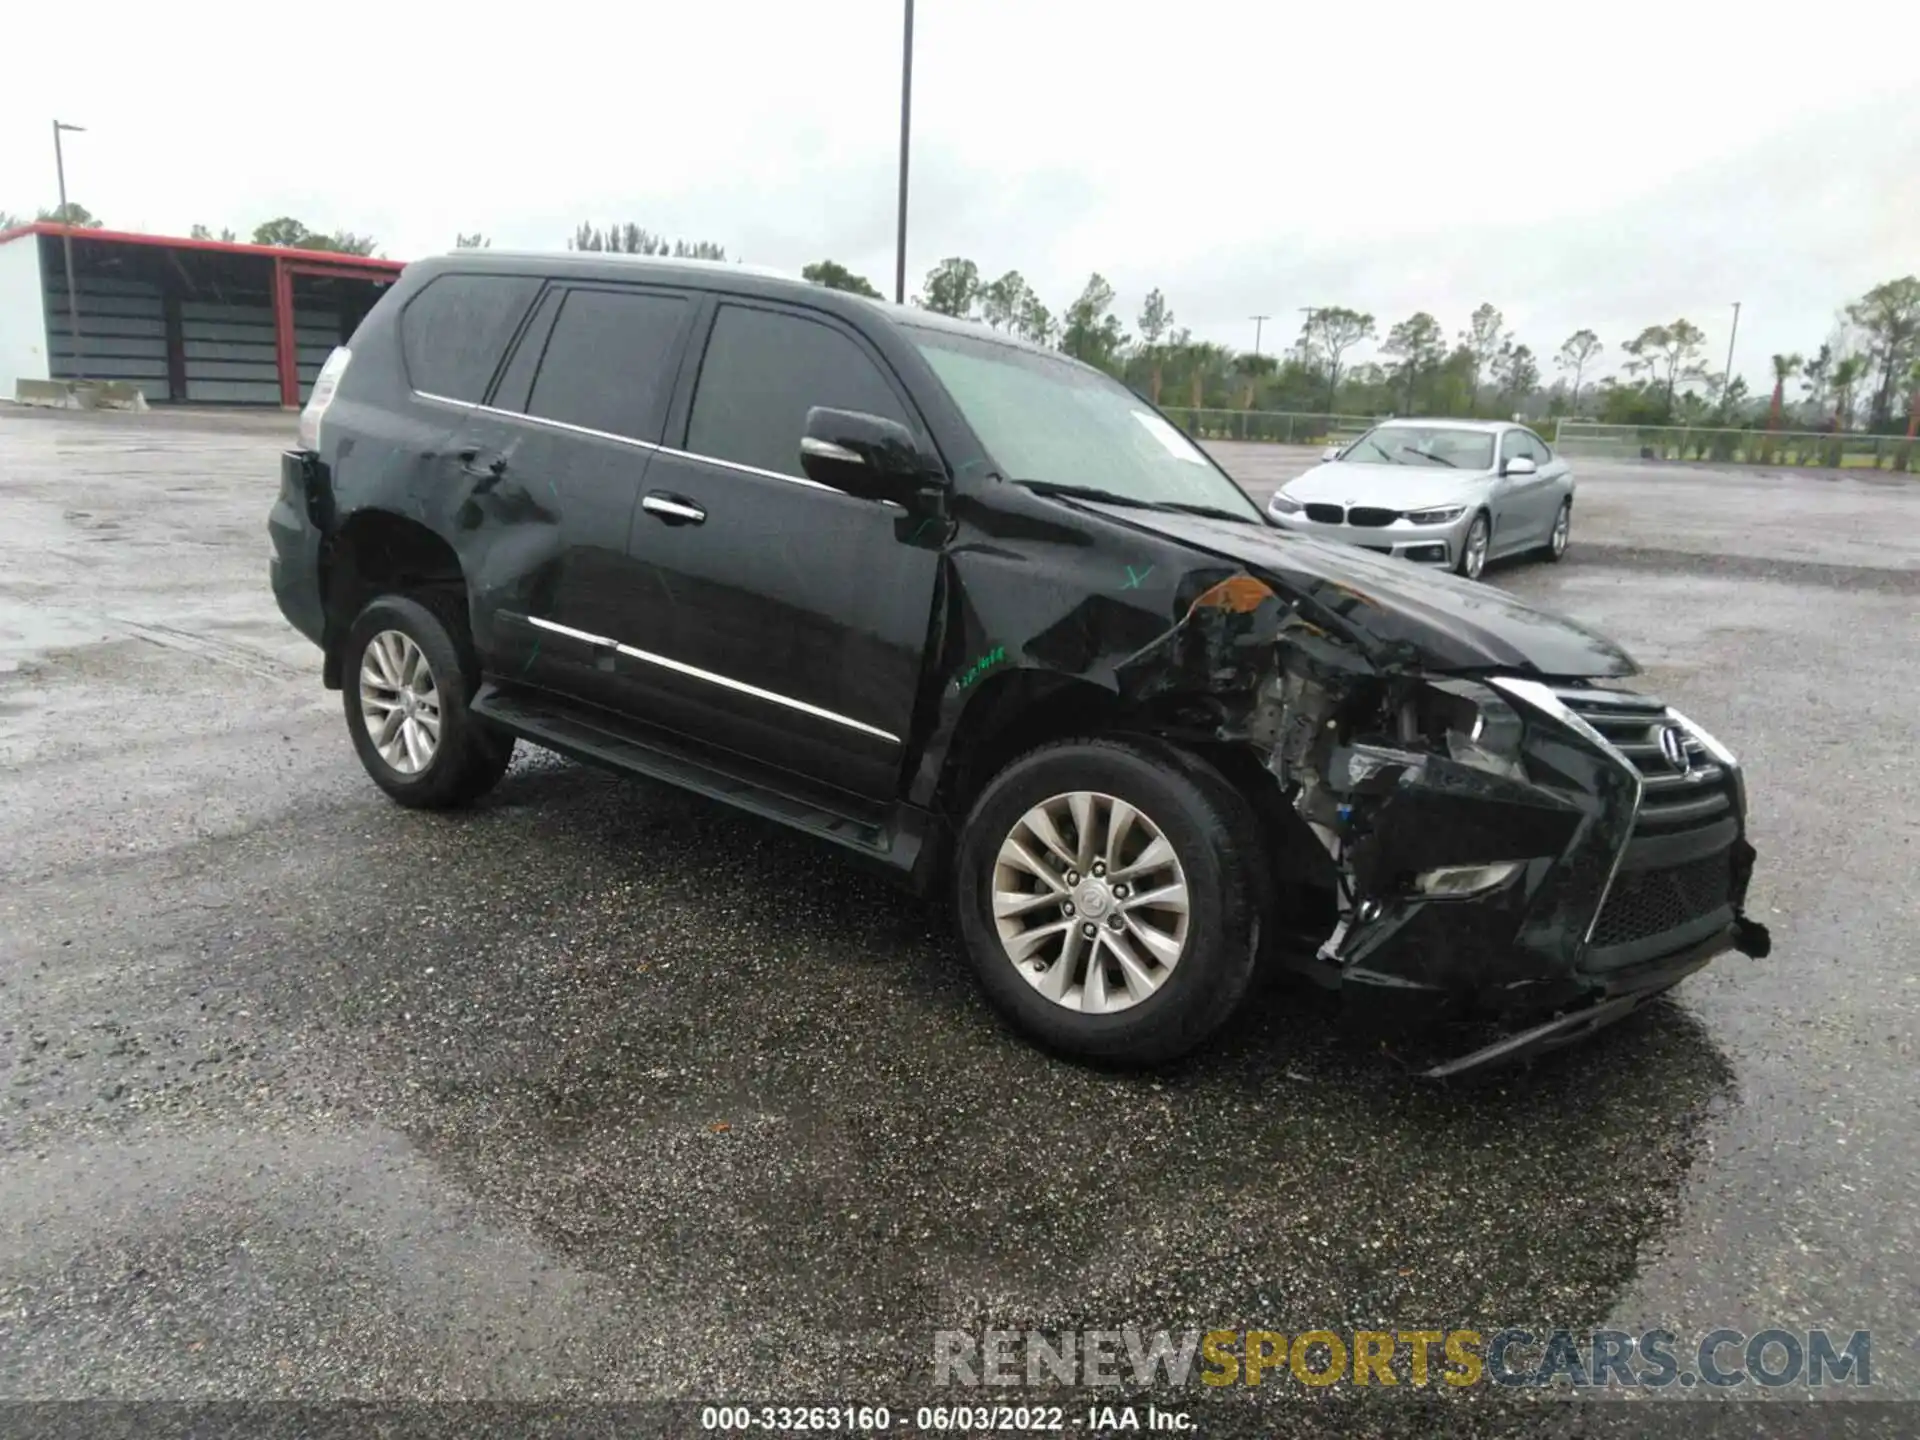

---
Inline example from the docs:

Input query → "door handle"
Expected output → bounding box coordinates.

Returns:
[642,492,706,525]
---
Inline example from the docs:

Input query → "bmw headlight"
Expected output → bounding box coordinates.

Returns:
[1269,492,1304,515]
[1406,505,1466,525]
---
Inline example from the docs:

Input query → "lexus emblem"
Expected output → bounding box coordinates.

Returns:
[1657,724,1692,775]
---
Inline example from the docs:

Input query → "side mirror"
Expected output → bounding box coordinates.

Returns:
[1321,444,1343,462]
[799,407,934,501]
[1502,455,1537,477]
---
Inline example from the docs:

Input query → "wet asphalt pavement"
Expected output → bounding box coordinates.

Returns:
[1,410,1915,1429]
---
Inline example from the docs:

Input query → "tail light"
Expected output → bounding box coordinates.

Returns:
[299,347,352,451]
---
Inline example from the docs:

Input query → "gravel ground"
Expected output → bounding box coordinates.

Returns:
[1,411,1916,1433]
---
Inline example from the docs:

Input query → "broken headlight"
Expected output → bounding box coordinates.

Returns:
[1409,678,1527,781]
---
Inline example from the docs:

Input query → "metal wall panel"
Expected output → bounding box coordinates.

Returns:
[44,272,169,397]
[295,312,341,397]
[179,293,277,404]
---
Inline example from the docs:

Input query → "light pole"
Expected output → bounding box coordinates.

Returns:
[52,119,87,379]
[893,0,915,305]
[1721,301,1742,414]
[1249,314,1270,359]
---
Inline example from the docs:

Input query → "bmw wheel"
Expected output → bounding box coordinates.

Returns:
[954,737,1264,1065]
[1456,512,1491,580]
[1542,499,1572,563]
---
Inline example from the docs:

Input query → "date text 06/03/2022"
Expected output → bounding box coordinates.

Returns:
[698,1404,1195,1432]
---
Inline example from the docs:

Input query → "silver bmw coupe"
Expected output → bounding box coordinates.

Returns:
[1267,419,1574,579]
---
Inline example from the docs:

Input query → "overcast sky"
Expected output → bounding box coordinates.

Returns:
[3,0,1915,389]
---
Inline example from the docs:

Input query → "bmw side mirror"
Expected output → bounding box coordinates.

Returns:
[1321,444,1343,462]
[800,407,934,502]
[1502,455,1537,477]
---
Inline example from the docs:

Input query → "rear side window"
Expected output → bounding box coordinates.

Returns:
[399,274,540,402]
[525,288,689,442]
[686,304,909,479]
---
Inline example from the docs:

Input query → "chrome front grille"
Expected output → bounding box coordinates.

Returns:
[1550,685,1733,833]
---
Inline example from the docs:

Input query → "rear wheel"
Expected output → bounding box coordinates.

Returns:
[1456,511,1491,580]
[342,594,513,808]
[954,737,1265,1065]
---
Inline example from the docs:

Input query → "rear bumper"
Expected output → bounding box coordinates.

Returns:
[268,448,330,650]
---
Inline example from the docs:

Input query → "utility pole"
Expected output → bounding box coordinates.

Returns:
[893,0,915,305]
[52,120,87,379]
[1249,315,1270,358]
[1720,301,1742,413]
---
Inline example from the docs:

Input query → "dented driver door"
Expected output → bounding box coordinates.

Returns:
[458,282,700,714]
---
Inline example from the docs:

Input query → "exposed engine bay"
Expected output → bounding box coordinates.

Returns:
[1114,570,1770,1074]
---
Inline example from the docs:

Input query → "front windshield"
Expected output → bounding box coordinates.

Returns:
[908,326,1263,520]
[1343,425,1495,470]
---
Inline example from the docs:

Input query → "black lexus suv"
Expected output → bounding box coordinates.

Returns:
[269,251,1769,1075]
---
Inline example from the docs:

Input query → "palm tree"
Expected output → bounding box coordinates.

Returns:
[1768,353,1802,430]
[1831,355,1868,431]
[1180,341,1230,414]
[1235,353,1277,410]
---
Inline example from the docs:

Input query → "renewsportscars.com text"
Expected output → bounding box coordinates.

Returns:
[934,1327,1871,1390]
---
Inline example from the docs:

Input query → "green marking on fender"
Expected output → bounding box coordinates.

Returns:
[955,645,1007,690]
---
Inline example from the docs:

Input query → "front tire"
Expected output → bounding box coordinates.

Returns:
[954,737,1265,1065]
[1541,498,1571,562]
[342,594,513,809]
[1456,511,1491,580]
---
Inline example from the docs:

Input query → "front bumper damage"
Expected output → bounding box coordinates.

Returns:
[1116,574,1771,1079]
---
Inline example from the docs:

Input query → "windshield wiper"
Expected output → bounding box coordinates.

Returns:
[1400,445,1455,467]
[1014,480,1160,509]
[1014,480,1259,526]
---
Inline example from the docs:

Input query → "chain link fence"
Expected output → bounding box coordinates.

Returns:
[1161,407,1381,447]
[1553,421,1918,472]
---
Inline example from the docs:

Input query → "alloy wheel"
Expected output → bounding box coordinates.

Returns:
[1551,503,1571,557]
[1462,516,1489,579]
[991,790,1191,1014]
[359,629,442,775]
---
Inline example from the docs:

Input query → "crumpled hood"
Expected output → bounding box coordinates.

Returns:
[1282,461,1488,510]
[1076,501,1637,678]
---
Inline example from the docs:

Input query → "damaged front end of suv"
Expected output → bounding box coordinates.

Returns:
[1115,569,1771,1077]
